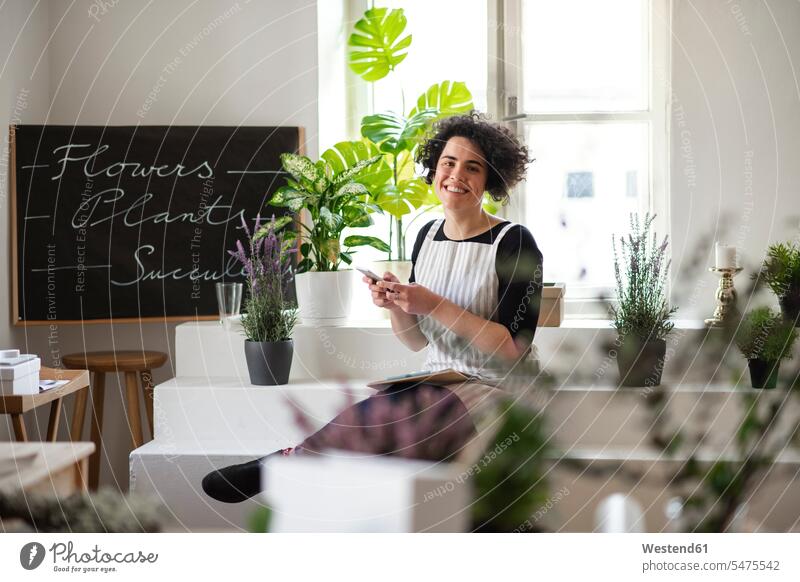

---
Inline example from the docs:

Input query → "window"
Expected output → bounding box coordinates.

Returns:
[330,0,489,266]
[495,0,669,313]
[566,172,595,199]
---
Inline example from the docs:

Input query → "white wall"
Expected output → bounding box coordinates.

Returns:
[0,2,51,347]
[669,0,800,318]
[2,0,318,490]
[0,1,51,443]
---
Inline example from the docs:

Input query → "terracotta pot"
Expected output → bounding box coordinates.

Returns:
[616,337,667,387]
[747,358,780,389]
[244,339,293,385]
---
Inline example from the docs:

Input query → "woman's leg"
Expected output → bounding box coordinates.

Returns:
[201,383,475,503]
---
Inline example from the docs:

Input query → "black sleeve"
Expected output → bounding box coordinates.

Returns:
[493,225,544,345]
[408,220,436,283]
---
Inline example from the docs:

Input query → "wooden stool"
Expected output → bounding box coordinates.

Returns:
[62,350,168,490]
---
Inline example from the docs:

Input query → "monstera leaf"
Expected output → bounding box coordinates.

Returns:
[322,141,391,192]
[408,81,474,119]
[376,178,430,219]
[348,8,412,82]
[361,109,437,155]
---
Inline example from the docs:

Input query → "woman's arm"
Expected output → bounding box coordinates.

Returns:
[363,275,428,352]
[388,306,428,352]
[378,281,526,362]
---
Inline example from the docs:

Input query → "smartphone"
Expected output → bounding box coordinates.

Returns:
[355,266,382,283]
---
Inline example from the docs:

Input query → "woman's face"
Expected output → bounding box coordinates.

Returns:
[432,136,488,212]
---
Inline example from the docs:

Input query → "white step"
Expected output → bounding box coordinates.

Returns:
[175,321,427,380]
[152,377,373,444]
[129,442,800,532]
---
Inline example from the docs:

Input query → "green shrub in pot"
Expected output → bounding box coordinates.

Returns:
[269,152,390,273]
[734,307,798,389]
[753,242,800,325]
[610,213,677,387]
[269,152,390,323]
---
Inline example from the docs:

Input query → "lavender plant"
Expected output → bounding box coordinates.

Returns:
[610,213,677,341]
[229,215,298,343]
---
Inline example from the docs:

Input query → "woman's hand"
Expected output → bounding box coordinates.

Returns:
[363,271,401,311]
[377,281,441,316]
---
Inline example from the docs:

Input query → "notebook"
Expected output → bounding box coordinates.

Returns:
[367,368,476,390]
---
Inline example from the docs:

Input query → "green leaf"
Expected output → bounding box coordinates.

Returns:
[395,150,415,182]
[319,206,342,230]
[348,8,412,82]
[297,258,313,274]
[323,140,393,193]
[320,238,340,263]
[269,186,306,212]
[252,215,293,241]
[280,153,317,183]
[361,109,437,155]
[344,235,391,253]
[334,181,370,200]
[342,206,373,228]
[375,178,430,219]
[409,80,474,118]
[332,155,383,186]
[300,242,311,256]
[340,252,353,265]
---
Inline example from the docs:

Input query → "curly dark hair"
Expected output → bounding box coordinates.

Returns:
[416,112,531,203]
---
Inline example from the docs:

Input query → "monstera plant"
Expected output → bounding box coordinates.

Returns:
[343,7,475,261]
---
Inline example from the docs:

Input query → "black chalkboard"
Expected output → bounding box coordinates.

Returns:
[11,125,301,324]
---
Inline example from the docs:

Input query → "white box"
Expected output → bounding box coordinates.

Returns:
[0,356,41,395]
[262,451,471,532]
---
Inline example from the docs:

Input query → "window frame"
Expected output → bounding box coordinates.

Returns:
[489,0,672,318]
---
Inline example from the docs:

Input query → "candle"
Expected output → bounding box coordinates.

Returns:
[715,242,737,269]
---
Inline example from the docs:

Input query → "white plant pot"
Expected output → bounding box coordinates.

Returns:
[262,451,470,532]
[295,270,355,325]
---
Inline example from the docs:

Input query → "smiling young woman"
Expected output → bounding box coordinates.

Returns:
[201,113,543,504]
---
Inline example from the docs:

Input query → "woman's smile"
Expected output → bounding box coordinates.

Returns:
[434,136,488,210]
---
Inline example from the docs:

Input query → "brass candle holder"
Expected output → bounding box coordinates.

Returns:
[704,266,743,327]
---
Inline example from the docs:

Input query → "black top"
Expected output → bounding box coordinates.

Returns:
[409,219,544,344]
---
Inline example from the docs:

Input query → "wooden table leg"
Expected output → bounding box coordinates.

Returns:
[125,371,144,449]
[47,398,63,441]
[140,369,155,438]
[75,456,89,492]
[11,414,27,441]
[71,385,89,441]
[88,372,106,491]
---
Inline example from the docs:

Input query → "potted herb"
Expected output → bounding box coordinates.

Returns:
[341,6,475,268]
[269,153,389,323]
[470,398,552,533]
[610,213,677,387]
[734,307,798,389]
[230,215,298,385]
[754,242,800,325]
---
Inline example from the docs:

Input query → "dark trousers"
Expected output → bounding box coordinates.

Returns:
[294,382,477,462]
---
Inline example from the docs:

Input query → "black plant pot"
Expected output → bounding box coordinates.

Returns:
[779,293,800,327]
[244,339,293,386]
[616,337,667,387]
[747,358,780,389]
